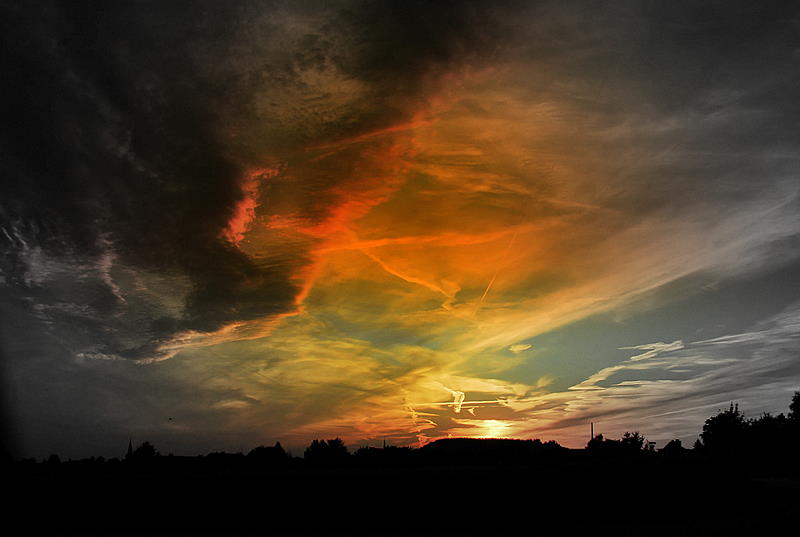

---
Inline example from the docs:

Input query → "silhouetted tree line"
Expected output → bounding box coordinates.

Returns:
[692,392,800,467]
[582,391,800,471]
[10,390,800,475]
[585,431,655,457]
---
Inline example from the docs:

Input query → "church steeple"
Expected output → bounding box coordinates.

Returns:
[125,438,133,461]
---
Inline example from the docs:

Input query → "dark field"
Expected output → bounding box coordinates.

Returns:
[9,450,799,536]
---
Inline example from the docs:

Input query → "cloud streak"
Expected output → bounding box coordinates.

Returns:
[512,302,800,446]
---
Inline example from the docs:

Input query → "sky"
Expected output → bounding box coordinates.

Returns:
[2,0,800,459]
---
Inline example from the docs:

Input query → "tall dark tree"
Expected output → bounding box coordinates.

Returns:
[789,391,800,421]
[700,403,748,458]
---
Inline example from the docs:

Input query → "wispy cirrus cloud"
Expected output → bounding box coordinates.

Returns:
[509,302,800,446]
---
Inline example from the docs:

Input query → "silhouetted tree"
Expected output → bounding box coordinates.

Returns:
[586,434,602,447]
[621,431,647,454]
[789,391,800,421]
[700,403,748,458]
[749,412,786,435]
[325,438,348,457]
[304,439,325,460]
[304,438,349,464]
[588,434,615,456]
[747,412,790,463]
[691,392,800,467]
[132,441,159,459]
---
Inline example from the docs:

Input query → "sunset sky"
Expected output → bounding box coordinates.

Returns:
[2,1,800,459]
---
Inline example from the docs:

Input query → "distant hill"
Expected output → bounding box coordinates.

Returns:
[419,437,568,463]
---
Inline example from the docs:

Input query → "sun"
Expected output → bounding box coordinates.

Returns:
[479,420,511,439]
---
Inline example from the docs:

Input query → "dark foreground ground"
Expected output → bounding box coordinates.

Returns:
[7,454,800,536]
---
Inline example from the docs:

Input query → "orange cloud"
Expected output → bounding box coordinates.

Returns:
[222,167,280,246]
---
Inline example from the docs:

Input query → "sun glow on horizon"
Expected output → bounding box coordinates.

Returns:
[478,420,512,439]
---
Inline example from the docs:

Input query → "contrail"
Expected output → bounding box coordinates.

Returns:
[472,226,520,317]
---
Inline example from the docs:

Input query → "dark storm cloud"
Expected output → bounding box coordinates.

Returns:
[1,1,296,359]
[0,1,508,360]
[329,0,506,132]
